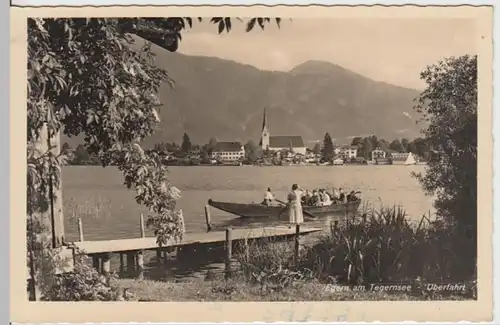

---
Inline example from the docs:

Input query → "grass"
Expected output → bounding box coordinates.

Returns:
[115,276,418,301]
[114,276,472,301]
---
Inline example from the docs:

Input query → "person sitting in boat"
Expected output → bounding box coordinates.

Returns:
[262,187,275,206]
[320,189,332,206]
[347,190,361,202]
[303,190,312,205]
[324,188,333,201]
[309,189,320,206]
[313,190,323,206]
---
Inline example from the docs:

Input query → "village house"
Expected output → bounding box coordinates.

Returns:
[210,141,245,162]
[259,108,307,156]
[188,147,201,160]
[371,147,386,160]
[335,145,358,159]
[390,152,418,165]
[390,152,410,161]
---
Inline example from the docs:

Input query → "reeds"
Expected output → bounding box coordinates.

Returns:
[234,235,314,294]
[66,196,112,224]
[235,205,470,294]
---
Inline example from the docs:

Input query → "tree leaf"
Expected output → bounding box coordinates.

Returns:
[246,18,257,32]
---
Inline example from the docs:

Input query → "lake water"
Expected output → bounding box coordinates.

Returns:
[62,165,435,242]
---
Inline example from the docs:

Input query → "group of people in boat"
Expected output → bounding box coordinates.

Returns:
[262,185,360,207]
[262,184,360,225]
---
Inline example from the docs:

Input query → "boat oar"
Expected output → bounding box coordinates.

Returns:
[275,199,318,220]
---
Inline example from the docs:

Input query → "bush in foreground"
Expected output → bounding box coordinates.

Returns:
[41,260,120,301]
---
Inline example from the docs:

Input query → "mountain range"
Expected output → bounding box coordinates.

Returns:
[62,36,425,149]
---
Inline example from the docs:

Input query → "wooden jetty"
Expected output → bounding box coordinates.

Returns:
[73,211,322,279]
[74,226,321,255]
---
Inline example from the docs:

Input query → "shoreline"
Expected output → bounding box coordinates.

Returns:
[65,163,427,168]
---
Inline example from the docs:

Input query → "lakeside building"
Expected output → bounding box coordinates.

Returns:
[335,145,358,159]
[210,141,245,162]
[391,152,410,161]
[391,152,418,165]
[371,147,386,160]
[259,108,307,156]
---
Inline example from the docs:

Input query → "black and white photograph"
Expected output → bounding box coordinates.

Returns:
[14,4,492,323]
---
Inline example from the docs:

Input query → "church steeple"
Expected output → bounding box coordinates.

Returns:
[262,107,268,131]
[259,107,270,150]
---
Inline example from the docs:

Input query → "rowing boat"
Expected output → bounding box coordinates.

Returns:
[207,198,361,219]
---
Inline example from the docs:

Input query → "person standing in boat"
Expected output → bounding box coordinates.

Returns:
[304,190,312,206]
[332,187,340,201]
[338,188,346,203]
[287,184,305,225]
[262,187,275,206]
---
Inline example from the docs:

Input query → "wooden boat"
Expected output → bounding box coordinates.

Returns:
[208,198,361,219]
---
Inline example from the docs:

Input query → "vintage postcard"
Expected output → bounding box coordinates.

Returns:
[12,4,493,323]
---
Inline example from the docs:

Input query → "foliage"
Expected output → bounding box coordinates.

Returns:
[42,259,120,301]
[207,137,218,151]
[322,132,334,161]
[361,137,373,158]
[400,138,410,152]
[312,143,321,155]
[27,16,282,300]
[71,144,100,165]
[234,237,314,294]
[244,140,261,163]
[412,54,477,279]
[389,139,403,152]
[229,205,475,299]
[350,134,430,160]
[181,132,192,153]
[301,207,464,285]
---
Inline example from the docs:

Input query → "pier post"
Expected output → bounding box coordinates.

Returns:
[163,250,168,265]
[92,255,100,271]
[140,213,146,238]
[126,252,136,275]
[77,218,84,242]
[119,253,125,275]
[242,237,250,277]
[225,228,232,279]
[333,220,339,232]
[244,237,249,262]
[101,253,111,284]
[156,249,162,266]
[137,250,144,280]
[204,205,212,232]
[294,224,300,266]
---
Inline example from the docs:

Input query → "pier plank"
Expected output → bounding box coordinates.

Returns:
[73,226,322,255]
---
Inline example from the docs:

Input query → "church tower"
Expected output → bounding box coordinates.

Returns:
[259,107,270,151]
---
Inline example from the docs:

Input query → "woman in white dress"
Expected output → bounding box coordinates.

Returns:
[287,184,305,225]
[320,189,332,206]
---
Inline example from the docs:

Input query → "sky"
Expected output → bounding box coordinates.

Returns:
[176,18,477,90]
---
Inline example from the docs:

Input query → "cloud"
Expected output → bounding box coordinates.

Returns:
[402,112,412,119]
[396,128,410,134]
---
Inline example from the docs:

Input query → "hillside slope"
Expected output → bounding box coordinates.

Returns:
[62,37,424,148]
